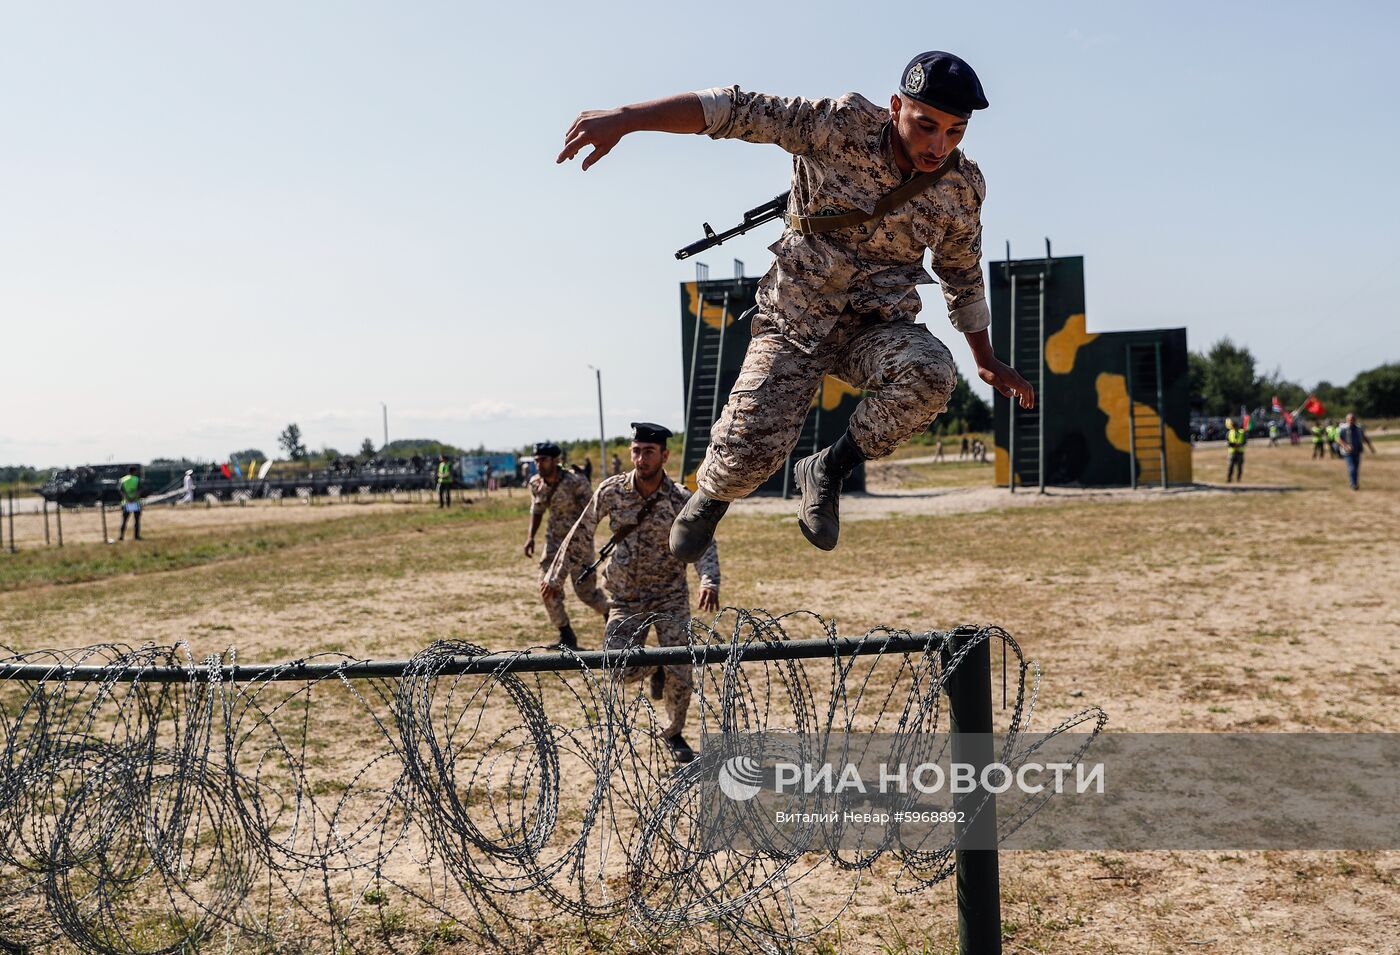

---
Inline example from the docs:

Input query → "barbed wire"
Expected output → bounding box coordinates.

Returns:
[0,613,1105,953]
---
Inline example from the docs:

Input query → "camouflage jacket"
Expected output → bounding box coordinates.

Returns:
[695,86,989,353]
[529,469,593,557]
[545,471,719,605]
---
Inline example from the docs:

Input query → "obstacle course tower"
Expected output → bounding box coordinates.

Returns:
[991,251,1192,488]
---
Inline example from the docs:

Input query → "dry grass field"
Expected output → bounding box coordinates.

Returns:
[1,436,1397,954]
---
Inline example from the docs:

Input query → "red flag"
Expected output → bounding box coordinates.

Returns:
[1271,395,1283,413]
[1303,395,1326,417]
[220,462,232,479]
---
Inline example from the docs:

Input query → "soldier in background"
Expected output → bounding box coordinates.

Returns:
[526,442,607,648]
[543,423,719,763]
[117,466,142,541]
[559,51,1033,560]
[610,453,623,476]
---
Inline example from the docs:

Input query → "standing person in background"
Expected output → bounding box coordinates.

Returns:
[117,466,142,541]
[960,435,970,459]
[583,457,594,482]
[436,454,453,508]
[181,469,195,504]
[1225,418,1247,483]
[610,453,623,476]
[1311,422,1326,459]
[1326,421,1342,458]
[526,442,608,648]
[1268,421,1279,447]
[933,438,945,462]
[1336,413,1377,491]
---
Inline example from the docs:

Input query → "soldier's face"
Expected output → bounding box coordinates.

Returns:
[631,442,667,479]
[535,455,558,477]
[889,95,967,173]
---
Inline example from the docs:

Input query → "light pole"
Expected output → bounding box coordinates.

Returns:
[381,403,388,451]
[587,365,606,477]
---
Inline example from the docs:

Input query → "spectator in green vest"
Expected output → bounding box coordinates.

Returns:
[1325,422,1342,458]
[117,466,142,541]
[436,454,453,508]
[1311,423,1326,459]
[1225,418,1246,483]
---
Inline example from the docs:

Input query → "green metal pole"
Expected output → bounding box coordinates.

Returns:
[942,628,1003,955]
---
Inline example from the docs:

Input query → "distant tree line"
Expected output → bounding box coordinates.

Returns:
[1190,338,1399,417]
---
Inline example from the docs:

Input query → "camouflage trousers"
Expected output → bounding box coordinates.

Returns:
[696,311,957,501]
[605,598,692,739]
[538,552,608,630]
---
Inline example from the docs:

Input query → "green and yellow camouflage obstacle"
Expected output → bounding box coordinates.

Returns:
[991,253,1192,489]
[678,274,864,495]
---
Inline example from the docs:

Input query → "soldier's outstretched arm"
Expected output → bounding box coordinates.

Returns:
[541,488,604,598]
[557,94,706,171]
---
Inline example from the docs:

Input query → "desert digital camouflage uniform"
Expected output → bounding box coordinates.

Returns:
[545,471,720,738]
[690,86,985,500]
[529,468,608,628]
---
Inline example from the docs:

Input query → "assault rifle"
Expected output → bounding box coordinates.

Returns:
[674,192,790,260]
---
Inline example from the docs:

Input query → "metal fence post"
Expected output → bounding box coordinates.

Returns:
[942,627,1003,955]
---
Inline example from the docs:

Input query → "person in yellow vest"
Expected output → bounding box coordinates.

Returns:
[1311,422,1326,459]
[436,454,453,508]
[1325,421,1342,458]
[117,466,142,541]
[1225,418,1246,483]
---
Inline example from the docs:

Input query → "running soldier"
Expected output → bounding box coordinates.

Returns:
[558,51,1034,558]
[542,423,720,763]
[526,441,608,649]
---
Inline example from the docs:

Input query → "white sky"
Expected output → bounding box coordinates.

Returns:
[2,0,1396,466]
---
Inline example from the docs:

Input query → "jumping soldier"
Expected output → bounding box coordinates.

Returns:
[526,441,608,649]
[542,423,720,763]
[558,51,1035,559]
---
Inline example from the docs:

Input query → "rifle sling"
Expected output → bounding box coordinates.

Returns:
[785,148,962,236]
[575,488,664,583]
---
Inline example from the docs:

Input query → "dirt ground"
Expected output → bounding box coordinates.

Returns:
[0,440,1396,953]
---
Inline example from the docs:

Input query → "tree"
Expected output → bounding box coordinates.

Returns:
[1346,363,1400,417]
[359,437,377,459]
[943,374,992,433]
[278,423,308,461]
[1313,380,1349,414]
[1255,369,1305,414]
[1188,351,1210,410]
[1195,337,1259,415]
[228,448,267,464]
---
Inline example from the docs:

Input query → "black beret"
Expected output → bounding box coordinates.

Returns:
[629,422,672,445]
[534,442,562,457]
[899,51,988,119]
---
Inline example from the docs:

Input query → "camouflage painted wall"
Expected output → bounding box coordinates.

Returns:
[991,256,1192,487]
[679,278,864,494]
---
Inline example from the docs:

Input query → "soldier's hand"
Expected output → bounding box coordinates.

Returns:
[978,358,1036,410]
[557,108,630,171]
[697,586,719,613]
[523,538,535,558]
[540,580,561,601]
